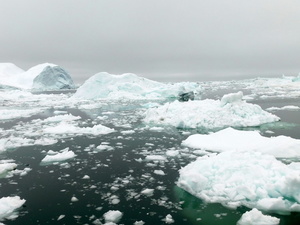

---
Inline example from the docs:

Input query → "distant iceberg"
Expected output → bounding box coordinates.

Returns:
[182,127,300,158]
[72,72,201,99]
[177,150,300,215]
[0,63,75,91]
[144,92,279,129]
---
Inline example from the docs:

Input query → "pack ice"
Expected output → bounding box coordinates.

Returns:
[72,72,201,99]
[177,151,300,215]
[182,127,300,158]
[144,92,279,129]
[0,63,75,90]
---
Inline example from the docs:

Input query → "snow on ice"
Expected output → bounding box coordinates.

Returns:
[182,127,300,158]
[144,92,279,129]
[237,208,280,225]
[177,151,300,214]
[72,72,201,99]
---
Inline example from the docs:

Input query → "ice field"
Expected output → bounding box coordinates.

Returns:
[1,64,300,224]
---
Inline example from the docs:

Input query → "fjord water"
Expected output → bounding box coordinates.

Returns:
[1,88,300,225]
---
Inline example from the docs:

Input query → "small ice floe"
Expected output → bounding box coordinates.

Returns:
[0,196,26,220]
[154,170,165,176]
[177,151,300,214]
[237,208,280,225]
[166,150,180,157]
[71,196,79,202]
[141,188,154,197]
[162,214,174,224]
[0,160,17,177]
[134,220,145,225]
[41,148,76,164]
[182,127,300,158]
[96,144,114,152]
[57,214,65,221]
[82,175,90,179]
[103,210,123,223]
[144,92,279,129]
[145,155,167,161]
[121,130,135,135]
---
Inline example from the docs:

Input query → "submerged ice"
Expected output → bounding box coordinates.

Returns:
[177,151,300,215]
[144,92,279,129]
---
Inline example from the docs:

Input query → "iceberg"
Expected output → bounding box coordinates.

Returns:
[103,210,123,223]
[0,63,75,90]
[72,72,201,99]
[177,151,300,215]
[0,196,26,220]
[41,149,76,163]
[32,65,75,91]
[144,92,279,129]
[182,127,300,158]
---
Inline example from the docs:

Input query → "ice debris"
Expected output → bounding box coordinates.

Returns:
[103,210,123,223]
[237,208,280,225]
[177,151,300,215]
[182,127,300,158]
[41,149,76,163]
[144,92,279,129]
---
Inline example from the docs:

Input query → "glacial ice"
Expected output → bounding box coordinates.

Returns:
[237,208,280,225]
[177,151,300,214]
[103,210,123,223]
[144,92,279,129]
[0,160,17,177]
[72,72,201,99]
[0,63,75,90]
[182,127,300,158]
[0,196,26,220]
[32,65,75,91]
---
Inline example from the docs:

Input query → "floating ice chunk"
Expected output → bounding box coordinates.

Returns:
[141,188,154,196]
[71,196,79,202]
[57,215,65,221]
[41,149,76,163]
[166,150,180,157]
[182,127,300,158]
[177,151,300,214]
[144,92,279,129]
[154,170,165,176]
[145,155,167,161]
[0,108,46,120]
[0,161,17,177]
[237,208,280,225]
[103,210,123,223]
[134,220,145,225]
[44,122,115,136]
[96,144,114,152]
[163,214,174,224]
[121,130,135,135]
[0,196,26,220]
[82,175,90,179]
[43,114,81,123]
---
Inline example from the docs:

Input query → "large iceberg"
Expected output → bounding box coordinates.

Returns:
[0,63,75,90]
[177,151,300,215]
[0,196,26,220]
[182,127,300,158]
[32,65,75,91]
[144,92,279,129]
[72,72,201,99]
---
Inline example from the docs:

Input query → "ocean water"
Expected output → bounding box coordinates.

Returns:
[1,81,300,225]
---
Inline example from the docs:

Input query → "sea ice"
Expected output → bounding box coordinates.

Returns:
[177,151,300,214]
[182,127,300,158]
[72,72,201,99]
[41,149,76,163]
[0,160,17,177]
[0,196,26,220]
[237,208,280,225]
[103,210,123,223]
[144,92,279,129]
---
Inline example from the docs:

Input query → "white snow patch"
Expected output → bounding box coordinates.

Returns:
[182,127,300,158]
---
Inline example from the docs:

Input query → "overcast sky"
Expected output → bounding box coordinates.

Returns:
[1,0,300,84]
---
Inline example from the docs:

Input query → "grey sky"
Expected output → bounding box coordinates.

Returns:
[1,0,300,84]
